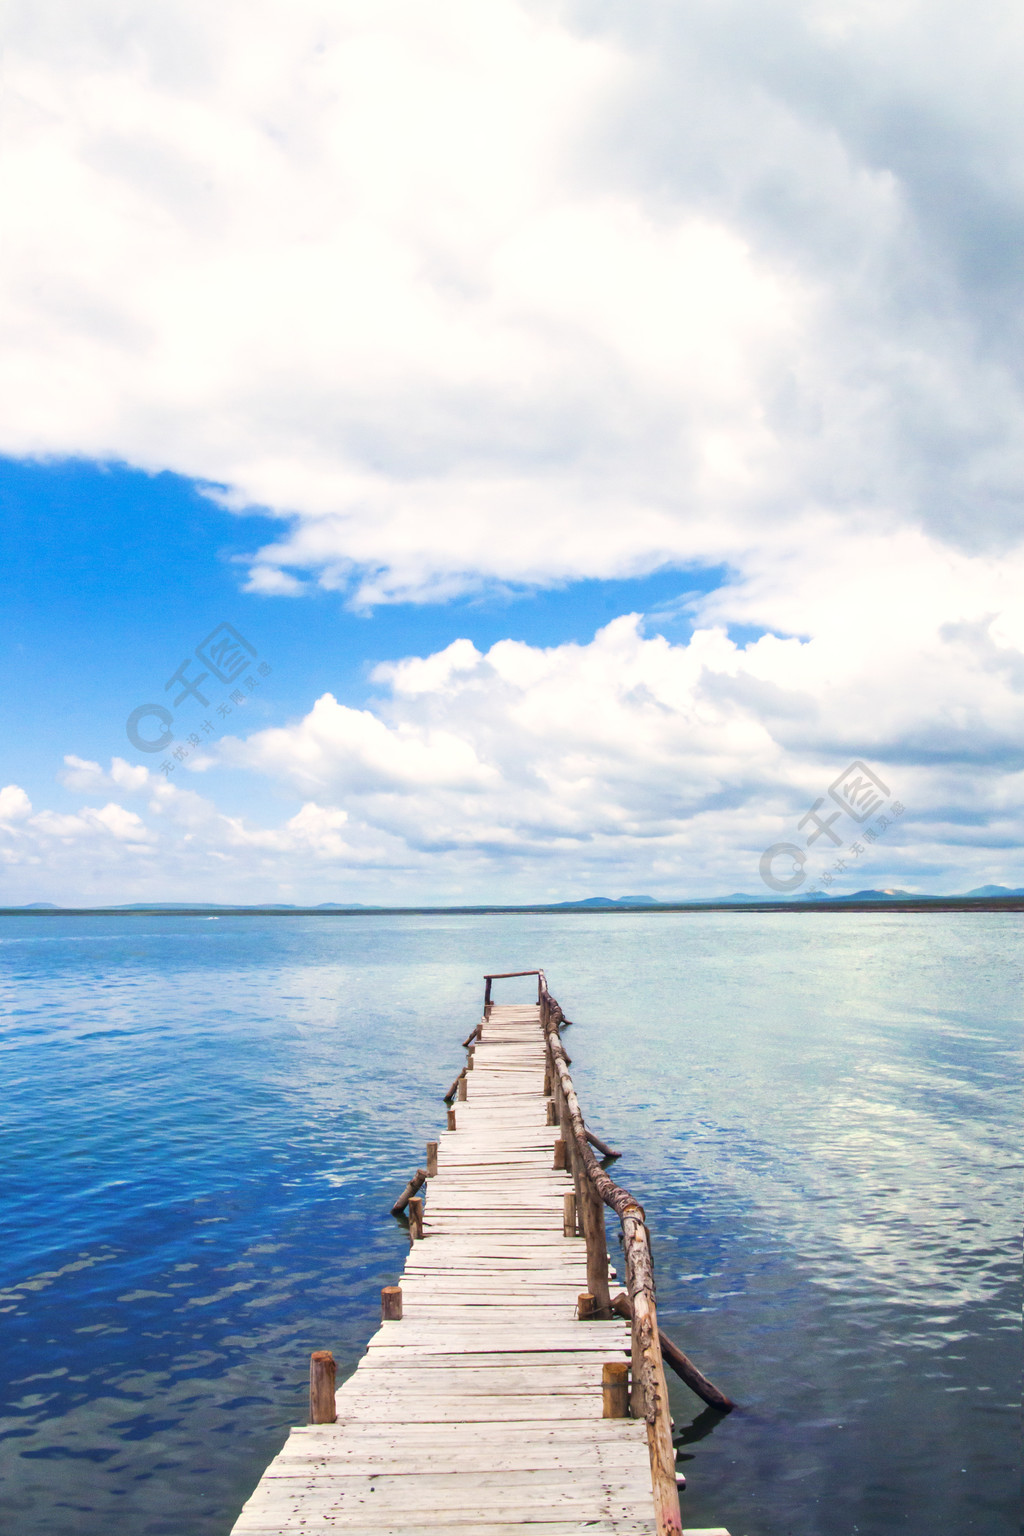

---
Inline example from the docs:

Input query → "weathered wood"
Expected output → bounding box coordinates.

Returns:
[381,1286,404,1320]
[234,982,725,1536]
[553,1137,566,1169]
[602,1361,629,1418]
[586,1129,621,1160]
[609,1293,734,1412]
[546,1100,557,1125]
[579,1174,612,1315]
[426,1142,438,1178]
[391,1168,427,1216]
[443,1071,465,1104]
[309,1351,337,1424]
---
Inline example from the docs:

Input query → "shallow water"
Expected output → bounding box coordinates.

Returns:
[0,912,1019,1535]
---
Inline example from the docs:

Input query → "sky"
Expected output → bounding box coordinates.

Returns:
[0,0,1022,906]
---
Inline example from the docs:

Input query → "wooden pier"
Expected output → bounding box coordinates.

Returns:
[230,971,731,1536]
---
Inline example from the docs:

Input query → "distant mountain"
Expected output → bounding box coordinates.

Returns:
[23,901,59,909]
[545,895,657,908]
[116,902,299,910]
[964,884,1024,898]
[831,888,912,901]
[314,902,382,909]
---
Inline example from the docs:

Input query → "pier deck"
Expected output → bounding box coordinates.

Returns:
[230,989,730,1536]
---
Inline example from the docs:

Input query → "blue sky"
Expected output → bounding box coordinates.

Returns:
[0,0,1021,905]
[0,456,734,816]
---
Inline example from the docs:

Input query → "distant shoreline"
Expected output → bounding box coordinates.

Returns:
[1,898,1021,916]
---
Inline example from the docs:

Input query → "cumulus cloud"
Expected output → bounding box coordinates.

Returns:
[0,785,33,823]
[3,534,1021,902]
[1,1,1020,902]
[1,0,1019,607]
[205,546,1023,896]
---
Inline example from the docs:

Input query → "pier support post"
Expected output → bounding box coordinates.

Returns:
[447,1108,457,1131]
[408,1196,424,1240]
[381,1286,403,1320]
[546,1100,557,1125]
[578,1292,598,1319]
[457,1074,468,1102]
[553,1137,566,1169]
[390,1168,426,1216]
[426,1141,438,1177]
[309,1351,336,1424]
[563,1192,577,1236]
[602,1361,629,1417]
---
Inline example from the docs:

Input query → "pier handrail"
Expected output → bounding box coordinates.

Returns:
[482,969,732,1536]
[483,969,544,1005]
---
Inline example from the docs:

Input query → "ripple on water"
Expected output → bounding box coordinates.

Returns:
[0,911,1019,1536]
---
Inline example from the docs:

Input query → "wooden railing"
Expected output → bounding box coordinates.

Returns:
[482,968,733,1536]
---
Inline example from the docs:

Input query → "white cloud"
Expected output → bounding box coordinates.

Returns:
[0,785,33,823]
[60,755,151,793]
[3,535,1021,902]
[1,0,1018,606]
[0,1,1020,902]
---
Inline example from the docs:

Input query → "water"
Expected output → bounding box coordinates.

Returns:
[0,912,1018,1536]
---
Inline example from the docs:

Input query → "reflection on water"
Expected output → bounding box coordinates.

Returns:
[0,913,1018,1535]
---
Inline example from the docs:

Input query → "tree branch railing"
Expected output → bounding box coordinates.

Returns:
[483,968,733,1536]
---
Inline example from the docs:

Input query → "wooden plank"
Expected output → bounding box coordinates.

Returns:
[229,996,667,1536]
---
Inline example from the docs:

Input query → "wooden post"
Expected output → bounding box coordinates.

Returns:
[457,1074,468,1101]
[578,1292,598,1319]
[390,1168,426,1216]
[563,1192,577,1237]
[447,1108,457,1131]
[553,1137,566,1169]
[621,1209,682,1535]
[309,1351,336,1424]
[484,976,492,1005]
[426,1141,438,1177]
[546,1100,557,1126]
[381,1286,403,1320]
[560,1103,586,1242]
[602,1361,629,1418]
[586,1128,622,1160]
[578,1177,611,1314]
[609,1292,734,1411]
[408,1196,424,1240]
[543,1066,551,1095]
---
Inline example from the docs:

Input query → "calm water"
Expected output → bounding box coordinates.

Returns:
[0,913,1019,1536]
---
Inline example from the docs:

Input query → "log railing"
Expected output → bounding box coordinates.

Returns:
[481,968,733,1536]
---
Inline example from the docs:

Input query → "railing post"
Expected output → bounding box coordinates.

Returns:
[484,976,492,1006]
[580,1176,611,1313]
[622,1208,682,1536]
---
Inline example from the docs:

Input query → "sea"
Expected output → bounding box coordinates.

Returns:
[0,912,1019,1536]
